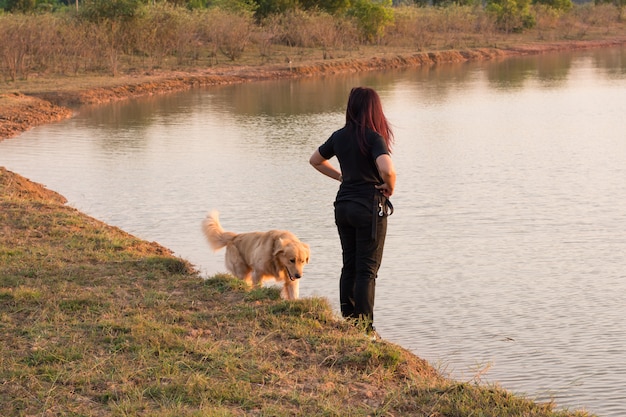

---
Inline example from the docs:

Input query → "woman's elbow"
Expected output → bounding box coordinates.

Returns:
[309,151,324,167]
[380,165,396,180]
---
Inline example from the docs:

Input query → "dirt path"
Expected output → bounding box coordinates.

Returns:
[2,38,625,141]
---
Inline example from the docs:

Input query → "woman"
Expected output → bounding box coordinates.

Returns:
[309,86,396,336]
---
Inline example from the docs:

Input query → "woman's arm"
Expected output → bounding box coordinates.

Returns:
[309,150,342,182]
[375,154,396,197]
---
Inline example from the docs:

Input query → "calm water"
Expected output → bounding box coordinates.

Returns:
[2,46,626,416]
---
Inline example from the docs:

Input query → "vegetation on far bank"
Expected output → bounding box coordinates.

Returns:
[0,166,596,417]
[1,0,625,83]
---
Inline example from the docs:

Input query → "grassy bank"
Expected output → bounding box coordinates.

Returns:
[0,169,596,414]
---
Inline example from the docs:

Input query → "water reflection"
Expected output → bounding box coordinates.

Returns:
[486,52,574,87]
[74,45,625,131]
[2,46,626,417]
[591,46,626,76]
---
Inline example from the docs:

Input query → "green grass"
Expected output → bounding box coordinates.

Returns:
[0,166,595,416]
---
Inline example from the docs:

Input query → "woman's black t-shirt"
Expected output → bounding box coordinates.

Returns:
[318,126,390,210]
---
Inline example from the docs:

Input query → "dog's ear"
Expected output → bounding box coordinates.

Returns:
[302,243,310,263]
[273,237,285,256]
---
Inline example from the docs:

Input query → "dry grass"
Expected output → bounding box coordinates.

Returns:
[1,4,626,90]
[0,169,596,416]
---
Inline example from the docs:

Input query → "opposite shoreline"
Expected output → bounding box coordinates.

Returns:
[2,37,626,140]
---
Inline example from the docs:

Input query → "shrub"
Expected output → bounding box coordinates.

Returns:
[275,8,357,51]
[57,18,101,75]
[534,0,573,11]
[0,14,46,80]
[487,0,537,32]
[348,0,395,43]
[4,0,36,13]
[136,4,201,66]
[78,0,143,75]
[595,0,626,21]
[198,7,252,61]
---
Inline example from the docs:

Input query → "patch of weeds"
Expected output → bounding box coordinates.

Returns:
[23,345,83,366]
[0,273,23,287]
[95,322,134,353]
[95,390,121,405]
[0,290,12,301]
[335,342,403,372]
[232,304,259,321]
[419,382,572,417]
[267,300,303,315]
[23,351,63,366]
[268,297,334,322]
[58,297,108,313]
[142,377,255,409]
[144,256,193,274]
[0,286,43,303]
[142,289,171,308]
[370,343,403,369]
[203,274,248,293]
[244,287,280,301]
[0,247,23,258]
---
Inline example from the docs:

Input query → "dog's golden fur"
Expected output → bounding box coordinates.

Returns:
[202,211,310,300]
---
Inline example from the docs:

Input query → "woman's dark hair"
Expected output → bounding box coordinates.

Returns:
[345,86,394,154]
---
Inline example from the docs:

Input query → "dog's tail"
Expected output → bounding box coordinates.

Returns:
[202,211,236,252]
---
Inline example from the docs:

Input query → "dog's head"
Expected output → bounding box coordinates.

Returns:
[274,237,310,281]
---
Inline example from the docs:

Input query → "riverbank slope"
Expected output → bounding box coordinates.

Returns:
[0,166,593,416]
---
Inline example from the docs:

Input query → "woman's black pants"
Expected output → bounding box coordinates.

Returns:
[335,200,387,330]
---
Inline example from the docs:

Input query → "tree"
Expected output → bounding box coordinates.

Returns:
[348,0,395,42]
[80,0,141,22]
[79,0,141,75]
[533,0,573,11]
[595,0,626,21]
[486,0,536,32]
[206,0,258,15]
[4,0,36,12]
[253,0,298,17]
[432,0,479,6]
[252,0,351,18]
[300,0,351,14]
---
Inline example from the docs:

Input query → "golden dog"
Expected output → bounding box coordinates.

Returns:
[202,211,310,300]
